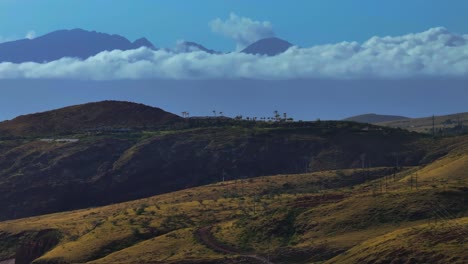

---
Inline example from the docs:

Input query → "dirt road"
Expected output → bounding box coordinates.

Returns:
[195,225,274,264]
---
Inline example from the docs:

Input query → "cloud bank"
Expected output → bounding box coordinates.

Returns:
[210,13,275,50]
[0,27,467,80]
[0,36,12,44]
[25,30,36,40]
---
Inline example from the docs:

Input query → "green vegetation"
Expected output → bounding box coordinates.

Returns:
[0,101,466,263]
[378,112,468,135]
[0,141,465,263]
[0,114,438,221]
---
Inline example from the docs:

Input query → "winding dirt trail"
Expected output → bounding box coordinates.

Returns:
[195,225,274,264]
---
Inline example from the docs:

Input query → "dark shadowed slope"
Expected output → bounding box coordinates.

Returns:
[0,117,437,221]
[344,113,410,124]
[241,37,293,56]
[0,29,155,63]
[0,100,181,136]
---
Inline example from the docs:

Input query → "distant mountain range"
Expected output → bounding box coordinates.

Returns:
[0,29,155,63]
[344,114,410,124]
[0,29,294,63]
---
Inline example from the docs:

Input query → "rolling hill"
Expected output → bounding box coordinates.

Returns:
[0,100,181,137]
[0,100,445,221]
[344,113,409,124]
[0,133,465,263]
[377,112,468,134]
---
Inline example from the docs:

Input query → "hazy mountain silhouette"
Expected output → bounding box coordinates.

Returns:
[175,41,219,54]
[241,37,293,56]
[0,29,155,63]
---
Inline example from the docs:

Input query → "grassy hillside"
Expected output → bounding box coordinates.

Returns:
[327,217,468,264]
[0,117,437,221]
[0,136,466,263]
[0,101,182,137]
[377,112,468,134]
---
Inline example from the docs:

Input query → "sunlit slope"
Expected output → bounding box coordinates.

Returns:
[0,142,466,264]
[0,169,399,263]
[327,217,468,264]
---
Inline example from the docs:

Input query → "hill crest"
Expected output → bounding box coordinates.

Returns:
[344,113,410,123]
[0,100,181,136]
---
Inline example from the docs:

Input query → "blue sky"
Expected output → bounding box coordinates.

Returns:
[1,0,468,51]
[0,0,467,121]
[1,79,467,122]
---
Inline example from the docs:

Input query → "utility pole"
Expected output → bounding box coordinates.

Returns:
[241,179,245,196]
[396,152,399,169]
[415,173,418,189]
[267,238,271,262]
[410,174,413,191]
[253,193,256,214]
[385,175,388,192]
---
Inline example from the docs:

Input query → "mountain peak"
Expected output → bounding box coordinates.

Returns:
[241,37,293,56]
[133,37,155,49]
[175,41,219,54]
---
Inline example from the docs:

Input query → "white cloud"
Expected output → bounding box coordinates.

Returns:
[210,13,275,50]
[0,27,467,80]
[0,35,13,43]
[0,30,35,43]
[25,30,36,40]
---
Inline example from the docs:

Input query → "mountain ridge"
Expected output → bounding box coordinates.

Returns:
[344,113,410,123]
[0,29,155,63]
[377,112,468,133]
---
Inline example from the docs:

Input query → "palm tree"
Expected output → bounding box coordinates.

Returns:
[274,110,280,121]
[219,111,223,116]
[213,110,216,117]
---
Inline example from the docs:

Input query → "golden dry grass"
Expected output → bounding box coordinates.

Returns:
[0,154,465,264]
